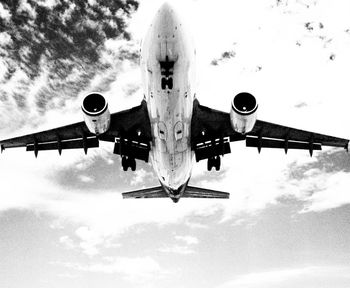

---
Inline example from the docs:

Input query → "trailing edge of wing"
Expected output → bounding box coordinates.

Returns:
[183,186,230,199]
[122,186,168,199]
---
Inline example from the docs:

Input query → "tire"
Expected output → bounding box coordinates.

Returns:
[122,156,128,171]
[207,158,213,171]
[161,78,166,89]
[168,77,173,89]
[131,158,136,171]
[215,156,221,171]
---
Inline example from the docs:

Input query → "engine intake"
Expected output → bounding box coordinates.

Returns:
[230,92,258,134]
[82,92,111,135]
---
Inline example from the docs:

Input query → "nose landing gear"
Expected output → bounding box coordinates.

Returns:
[207,156,221,171]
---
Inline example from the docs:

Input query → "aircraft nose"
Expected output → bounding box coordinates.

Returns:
[159,2,173,16]
[155,2,178,39]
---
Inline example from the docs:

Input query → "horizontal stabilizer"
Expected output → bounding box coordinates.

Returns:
[183,186,229,199]
[122,186,168,199]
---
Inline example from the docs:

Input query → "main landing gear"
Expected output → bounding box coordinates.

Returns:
[122,156,136,171]
[207,156,221,171]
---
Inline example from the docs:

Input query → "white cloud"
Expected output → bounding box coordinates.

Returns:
[17,0,37,19]
[159,234,199,255]
[0,2,11,20]
[59,235,76,250]
[158,245,195,255]
[55,256,167,283]
[75,226,105,257]
[174,235,199,245]
[130,168,154,186]
[37,0,58,9]
[78,175,95,183]
[217,266,350,288]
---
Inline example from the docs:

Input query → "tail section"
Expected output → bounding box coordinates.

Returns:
[122,185,229,201]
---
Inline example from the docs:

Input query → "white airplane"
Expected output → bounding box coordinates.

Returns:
[1,2,349,202]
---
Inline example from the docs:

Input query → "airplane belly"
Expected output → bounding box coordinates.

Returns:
[148,91,194,189]
[140,2,196,190]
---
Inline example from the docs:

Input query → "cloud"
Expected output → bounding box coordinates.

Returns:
[284,150,350,212]
[130,168,155,186]
[217,266,350,288]
[59,235,75,250]
[78,175,95,183]
[17,0,37,19]
[211,50,236,66]
[158,245,196,255]
[0,3,11,21]
[158,234,199,255]
[174,235,199,245]
[54,256,167,283]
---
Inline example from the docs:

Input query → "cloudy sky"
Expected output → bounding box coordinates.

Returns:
[1,0,350,287]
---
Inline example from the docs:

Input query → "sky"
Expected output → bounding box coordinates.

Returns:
[1,0,350,287]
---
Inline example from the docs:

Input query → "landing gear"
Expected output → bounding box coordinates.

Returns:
[161,77,173,90]
[207,156,221,171]
[122,156,136,171]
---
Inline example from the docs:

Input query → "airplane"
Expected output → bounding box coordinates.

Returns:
[0,2,349,203]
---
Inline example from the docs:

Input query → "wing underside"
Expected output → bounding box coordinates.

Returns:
[191,99,349,161]
[0,100,152,161]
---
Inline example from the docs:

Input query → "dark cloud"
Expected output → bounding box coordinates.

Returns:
[294,102,307,108]
[0,0,138,79]
[211,50,236,66]
[287,150,350,181]
[305,22,324,31]
[0,0,140,120]
[49,150,157,193]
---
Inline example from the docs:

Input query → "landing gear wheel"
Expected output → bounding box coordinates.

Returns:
[215,156,221,171]
[122,156,128,171]
[161,77,167,89]
[168,77,173,89]
[207,157,214,171]
[130,158,136,171]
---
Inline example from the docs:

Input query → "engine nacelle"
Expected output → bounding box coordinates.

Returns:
[230,92,258,134]
[82,92,111,135]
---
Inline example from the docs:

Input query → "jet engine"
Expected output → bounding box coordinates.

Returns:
[82,92,111,135]
[230,92,258,134]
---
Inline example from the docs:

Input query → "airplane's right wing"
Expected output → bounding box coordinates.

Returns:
[191,98,349,161]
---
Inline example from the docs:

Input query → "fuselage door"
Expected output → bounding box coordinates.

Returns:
[158,121,167,140]
[174,121,183,141]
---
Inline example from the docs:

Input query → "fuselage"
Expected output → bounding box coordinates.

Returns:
[140,3,196,201]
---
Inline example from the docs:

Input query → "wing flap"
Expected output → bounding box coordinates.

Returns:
[26,136,99,152]
[246,136,322,151]
[183,186,229,199]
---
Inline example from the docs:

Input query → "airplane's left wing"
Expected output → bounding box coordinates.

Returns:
[0,100,152,160]
[191,99,349,161]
